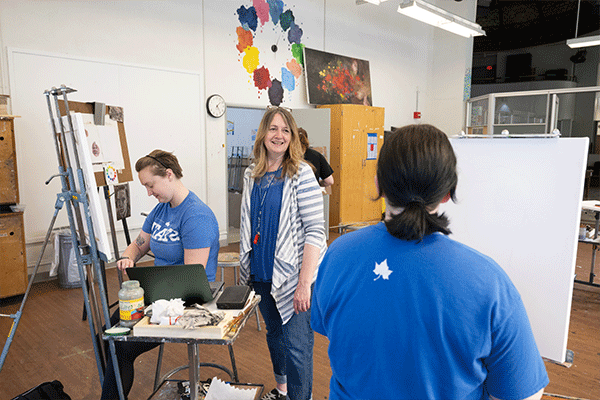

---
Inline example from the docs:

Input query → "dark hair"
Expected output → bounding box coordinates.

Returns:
[376,124,457,241]
[298,127,310,152]
[135,149,183,179]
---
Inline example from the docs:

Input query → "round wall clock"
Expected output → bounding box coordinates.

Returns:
[206,94,226,118]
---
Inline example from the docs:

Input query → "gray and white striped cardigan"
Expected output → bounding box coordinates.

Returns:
[239,162,327,324]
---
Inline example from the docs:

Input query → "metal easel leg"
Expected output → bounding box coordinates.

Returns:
[0,194,64,371]
[45,86,125,400]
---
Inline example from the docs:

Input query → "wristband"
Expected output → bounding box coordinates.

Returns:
[117,256,130,261]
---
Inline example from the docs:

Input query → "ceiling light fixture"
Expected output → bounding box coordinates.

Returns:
[356,0,390,5]
[567,35,600,49]
[567,0,600,48]
[397,0,485,38]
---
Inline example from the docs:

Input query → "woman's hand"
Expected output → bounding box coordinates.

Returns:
[293,281,312,314]
[117,257,135,272]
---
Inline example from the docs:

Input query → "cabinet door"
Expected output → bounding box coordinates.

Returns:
[359,107,384,222]
[339,106,368,224]
[0,212,28,298]
[0,118,18,205]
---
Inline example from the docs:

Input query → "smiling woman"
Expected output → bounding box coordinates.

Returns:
[238,106,328,400]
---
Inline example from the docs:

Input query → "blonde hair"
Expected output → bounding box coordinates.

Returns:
[252,107,304,179]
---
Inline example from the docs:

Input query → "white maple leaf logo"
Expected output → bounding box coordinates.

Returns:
[373,259,392,281]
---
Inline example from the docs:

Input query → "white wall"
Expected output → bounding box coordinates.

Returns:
[0,0,476,275]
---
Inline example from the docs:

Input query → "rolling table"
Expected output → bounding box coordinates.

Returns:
[578,201,600,287]
[103,293,261,400]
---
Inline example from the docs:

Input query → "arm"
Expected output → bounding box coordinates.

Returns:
[320,174,334,187]
[117,230,151,272]
[294,243,320,313]
[490,388,544,400]
[184,247,210,267]
[293,164,327,313]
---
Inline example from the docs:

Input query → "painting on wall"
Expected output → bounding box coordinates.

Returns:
[234,1,305,106]
[303,47,372,106]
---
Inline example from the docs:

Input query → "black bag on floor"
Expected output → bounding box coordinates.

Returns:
[11,380,72,400]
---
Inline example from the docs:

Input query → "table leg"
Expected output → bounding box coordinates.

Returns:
[591,212,600,283]
[188,343,200,400]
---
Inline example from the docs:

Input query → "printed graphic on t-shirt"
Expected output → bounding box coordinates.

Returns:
[151,221,181,242]
[373,259,392,281]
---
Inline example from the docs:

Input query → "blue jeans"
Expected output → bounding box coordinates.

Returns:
[252,281,314,400]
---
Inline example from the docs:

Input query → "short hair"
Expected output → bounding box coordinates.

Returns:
[252,107,304,179]
[135,149,183,179]
[376,124,457,241]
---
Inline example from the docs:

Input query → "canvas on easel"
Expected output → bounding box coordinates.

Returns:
[57,100,133,262]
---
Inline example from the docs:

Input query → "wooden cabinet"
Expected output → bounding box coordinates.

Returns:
[318,104,384,227]
[0,117,19,205]
[0,115,27,298]
[0,212,27,298]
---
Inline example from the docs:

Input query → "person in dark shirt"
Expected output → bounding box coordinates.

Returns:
[298,128,334,188]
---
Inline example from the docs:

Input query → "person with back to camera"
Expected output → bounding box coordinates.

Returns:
[311,124,549,400]
[101,149,220,400]
[239,106,328,400]
[297,127,334,188]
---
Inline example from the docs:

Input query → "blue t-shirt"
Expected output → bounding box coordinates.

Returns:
[311,222,549,400]
[249,169,284,282]
[142,191,219,282]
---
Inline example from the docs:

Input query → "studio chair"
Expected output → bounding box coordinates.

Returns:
[218,252,261,331]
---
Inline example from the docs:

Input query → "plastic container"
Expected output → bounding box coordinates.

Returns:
[57,232,82,289]
[119,280,145,327]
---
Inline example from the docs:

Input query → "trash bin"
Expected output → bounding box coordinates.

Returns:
[57,231,82,289]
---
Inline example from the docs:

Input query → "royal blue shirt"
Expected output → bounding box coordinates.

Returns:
[142,191,219,281]
[312,223,549,400]
[249,169,284,282]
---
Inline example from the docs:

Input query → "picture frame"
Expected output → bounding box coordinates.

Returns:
[303,47,372,106]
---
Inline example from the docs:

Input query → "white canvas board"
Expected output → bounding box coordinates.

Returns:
[79,113,124,172]
[59,112,113,261]
[439,137,588,362]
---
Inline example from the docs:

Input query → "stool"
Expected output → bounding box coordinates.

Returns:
[218,252,261,331]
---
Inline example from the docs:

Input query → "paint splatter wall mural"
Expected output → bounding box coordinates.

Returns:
[235,0,305,106]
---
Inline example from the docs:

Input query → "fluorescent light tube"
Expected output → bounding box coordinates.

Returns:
[356,0,389,4]
[397,0,485,38]
[567,35,600,48]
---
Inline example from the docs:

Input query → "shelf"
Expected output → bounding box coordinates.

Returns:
[494,123,546,126]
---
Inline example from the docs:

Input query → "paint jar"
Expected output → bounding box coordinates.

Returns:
[119,280,145,328]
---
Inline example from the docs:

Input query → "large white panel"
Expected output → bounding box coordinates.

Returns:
[440,137,588,362]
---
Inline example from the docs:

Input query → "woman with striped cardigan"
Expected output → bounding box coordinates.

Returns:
[239,106,327,400]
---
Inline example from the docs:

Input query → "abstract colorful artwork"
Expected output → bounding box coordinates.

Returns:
[235,0,305,106]
[304,47,372,106]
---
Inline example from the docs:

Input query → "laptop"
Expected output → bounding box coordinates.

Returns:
[125,264,224,306]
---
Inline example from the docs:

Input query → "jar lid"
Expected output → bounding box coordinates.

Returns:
[123,280,139,288]
[104,326,130,336]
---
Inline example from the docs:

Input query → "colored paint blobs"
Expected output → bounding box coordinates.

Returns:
[291,43,304,65]
[236,26,254,53]
[243,46,260,73]
[253,0,270,26]
[281,67,295,92]
[254,66,272,90]
[286,59,302,78]
[268,79,284,106]
[288,22,303,44]
[267,0,284,25]
[237,6,258,31]
[279,10,294,31]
